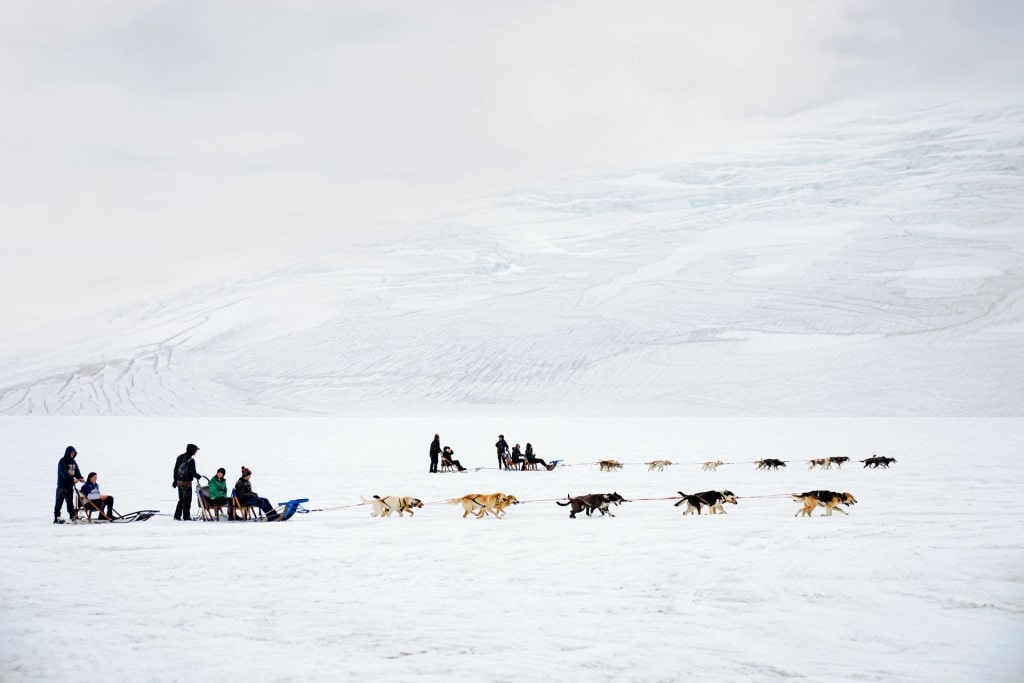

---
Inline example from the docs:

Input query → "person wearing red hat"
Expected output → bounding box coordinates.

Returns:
[234,467,278,520]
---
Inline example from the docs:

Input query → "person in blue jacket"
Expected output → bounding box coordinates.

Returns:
[54,446,84,524]
[81,472,117,520]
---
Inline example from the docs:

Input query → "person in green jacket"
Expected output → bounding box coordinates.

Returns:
[208,467,230,506]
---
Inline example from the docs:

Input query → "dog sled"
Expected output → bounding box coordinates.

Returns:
[71,488,158,524]
[195,478,308,522]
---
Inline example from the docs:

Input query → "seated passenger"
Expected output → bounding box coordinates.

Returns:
[234,467,279,520]
[81,472,117,519]
[524,443,554,471]
[509,444,524,469]
[441,446,466,471]
[207,467,232,512]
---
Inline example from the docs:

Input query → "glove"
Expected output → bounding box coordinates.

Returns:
[172,482,177,488]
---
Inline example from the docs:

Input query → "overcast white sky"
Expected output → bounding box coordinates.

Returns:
[2,0,1022,329]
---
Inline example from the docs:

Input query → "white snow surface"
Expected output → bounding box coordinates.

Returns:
[3,416,1022,682]
[2,103,1023,417]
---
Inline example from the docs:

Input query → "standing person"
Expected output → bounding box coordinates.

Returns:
[54,446,84,524]
[429,434,442,473]
[495,435,510,470]
[235,467,279,521]
[172,443,202,521]
[81,472,117,520]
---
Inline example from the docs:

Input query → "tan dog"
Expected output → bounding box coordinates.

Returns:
[645,460,672,471]
[701,460,724,471]
[598,459,623,471]
[492,494,521,517]
[792,490,858,517]
[448,492,517,519]
[360,495,424,518]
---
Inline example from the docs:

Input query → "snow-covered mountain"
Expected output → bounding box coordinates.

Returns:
[3,104,1022,416]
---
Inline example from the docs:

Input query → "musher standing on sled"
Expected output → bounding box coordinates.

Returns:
[54,445,84,524]
[172,443,202,521]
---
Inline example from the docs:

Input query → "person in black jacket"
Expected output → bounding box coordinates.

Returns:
[172,443,202,521]
[524,443,554,471]
[54,445,84,524]
[441,446,467,471]
[235,467,278,520]
[495,435,510,470]
[509,444,524,470]
[429,434,441,473]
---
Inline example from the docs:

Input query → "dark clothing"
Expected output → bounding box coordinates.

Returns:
[176,483,193,520]
[524,444,549,469]
[173,454,199,484]
[54,487,76,520]
[509,445,524,469]
[57,447,83,487]
[54,447,83,520]
[172,452,201,520]
[441,447,466,471]
[495,438,510,470]
[429,438,442,473]
[82,492,115,519]
[235,477,277,518]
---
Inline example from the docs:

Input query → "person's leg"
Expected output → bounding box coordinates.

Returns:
[103,496,115,518]
[259,497,279,520]
[174,485,183,520]
[63,488,76,518]
[179,484,193,520]
[54,487,72,521]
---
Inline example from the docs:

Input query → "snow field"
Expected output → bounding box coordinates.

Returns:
[2,416,1021,681]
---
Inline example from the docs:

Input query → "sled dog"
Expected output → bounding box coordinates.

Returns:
[556,492,626,518]
[360,495,423,518]
[674,490,738,515]
[791,490,858,517]
[448,492,518,518]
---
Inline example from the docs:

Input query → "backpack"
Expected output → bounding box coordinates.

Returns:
[176,457,193,480]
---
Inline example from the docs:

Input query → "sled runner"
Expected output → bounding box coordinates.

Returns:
[268,498,310,522]
[195,476,307,522]
[72,489,157,523]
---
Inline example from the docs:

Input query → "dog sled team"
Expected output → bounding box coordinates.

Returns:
[52,443,306,525]
[54,434,882,525]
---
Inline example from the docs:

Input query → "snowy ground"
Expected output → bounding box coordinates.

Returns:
[2,416,1022,682]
